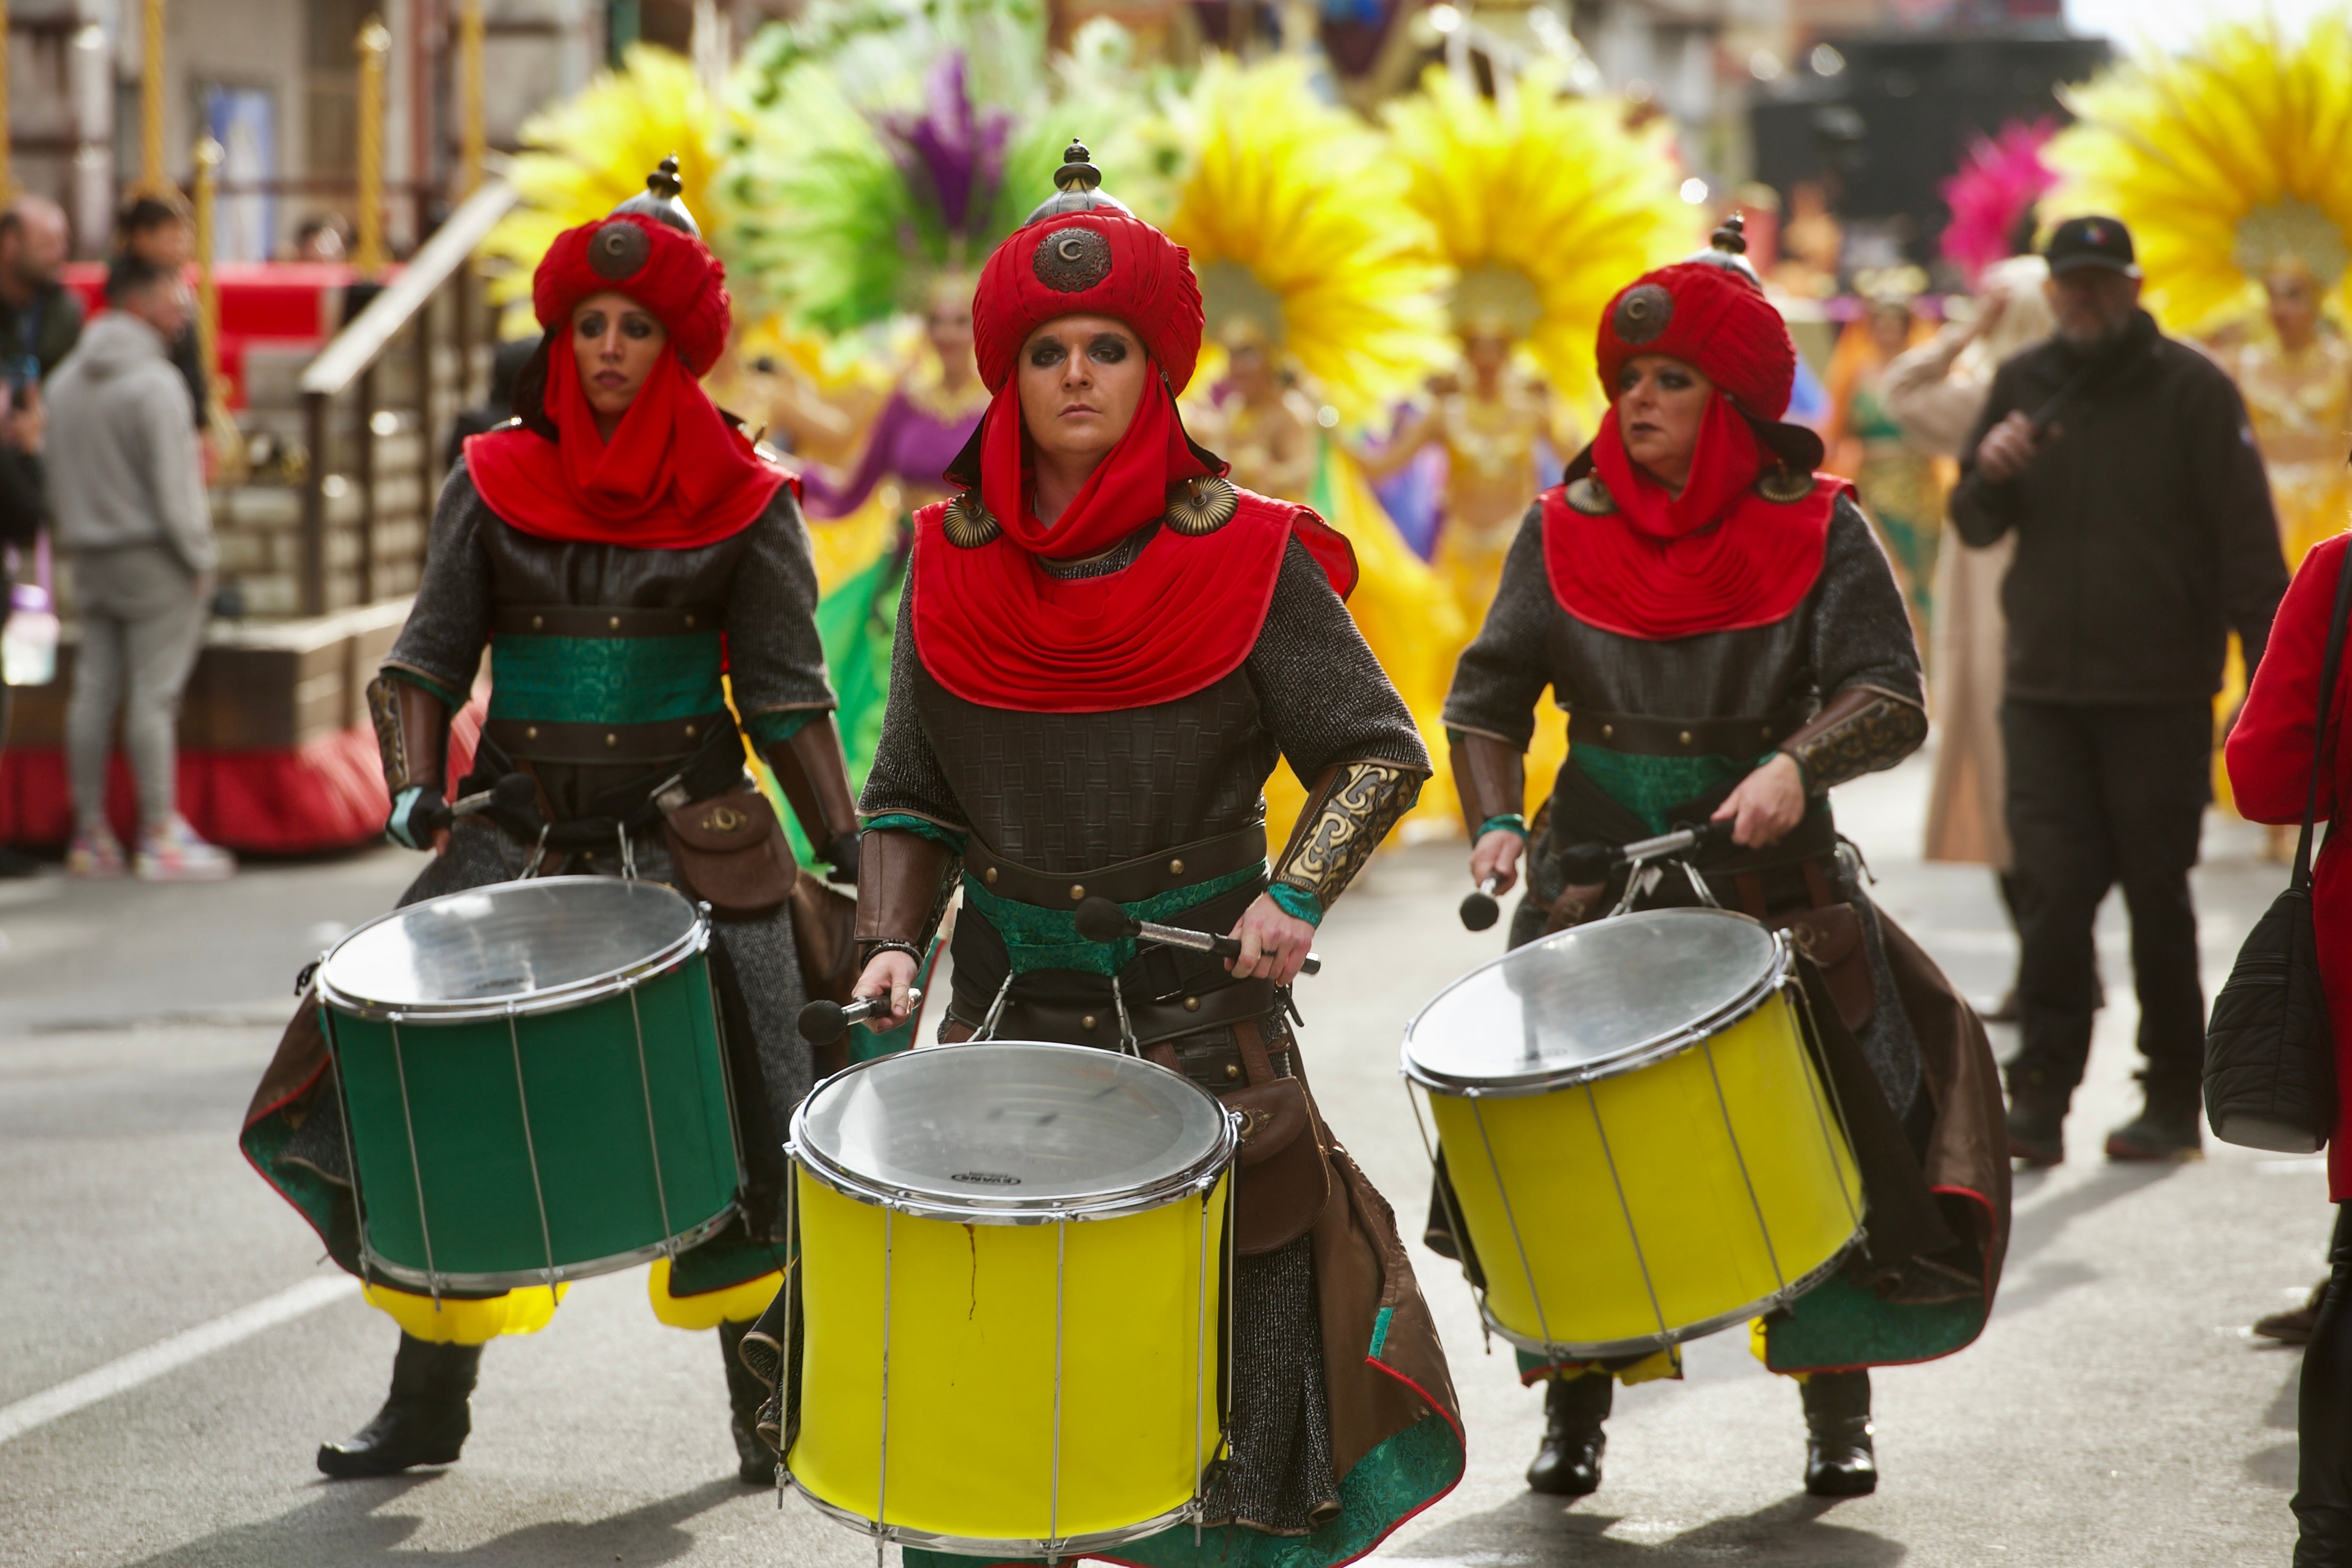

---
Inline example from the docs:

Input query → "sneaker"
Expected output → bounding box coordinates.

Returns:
[65,827,127,879]
[2105,1079,2203,1162]
[133,815,236,882]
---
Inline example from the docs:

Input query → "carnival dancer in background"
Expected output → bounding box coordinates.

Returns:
[1824,271,1941,645]
[1437,220,2009,1500]
[239,167,861,1485]
[790,144,1464,1567]
[794,275,987,524]
[2223,257,2352,575]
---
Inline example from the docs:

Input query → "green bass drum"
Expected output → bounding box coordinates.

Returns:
[317,876,741,1292]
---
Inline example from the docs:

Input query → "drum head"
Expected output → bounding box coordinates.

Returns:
[318,876,706,1021]
[1402,908,1786,1095]
[792,1042,1235,1222]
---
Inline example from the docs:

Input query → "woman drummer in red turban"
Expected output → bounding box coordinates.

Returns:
[819,144,1463,1568]
[241,163,863,1484]
[1439,220,2011,1500]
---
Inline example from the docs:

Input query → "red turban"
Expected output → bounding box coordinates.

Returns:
[530,212,731,377]
[972,208,1204,395]
[1594,259,1797,422]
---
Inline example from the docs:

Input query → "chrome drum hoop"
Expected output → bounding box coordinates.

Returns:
[779,1471,1201,1559]
[357,1201,739,1294]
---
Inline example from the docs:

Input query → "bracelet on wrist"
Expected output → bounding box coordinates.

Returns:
[1477,813,1528,841]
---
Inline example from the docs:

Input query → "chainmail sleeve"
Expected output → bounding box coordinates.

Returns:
[1784,496,1928,791]
[382,461,494,699]
[1252,537,1430,919]
[1440,505,1557,748]
[855,565,970,832]
[1247,536,1431,783]
[724,484,836,723]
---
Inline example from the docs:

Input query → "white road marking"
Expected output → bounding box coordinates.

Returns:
[0,1275,360,1444]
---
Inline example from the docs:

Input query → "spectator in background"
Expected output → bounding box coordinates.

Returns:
[441,334,542,473]
[0,194,84,378]
[292,214,350,264]
[0,375,47,879]
[114,195,206,420]
[45,256,233,881]
[1951,216,2287,1165]
[0,192,79,880]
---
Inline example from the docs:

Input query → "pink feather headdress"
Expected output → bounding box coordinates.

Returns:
[1940,120,2058,288]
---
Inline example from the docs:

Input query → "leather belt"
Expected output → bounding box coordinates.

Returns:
[484,712,732,764]
[963,822,1269,908]
[492,604,722,638]
[948,974,1278,1052]
[1569,708,1807,758]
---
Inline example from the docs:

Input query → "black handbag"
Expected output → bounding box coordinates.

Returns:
[2204,552,2352,1153]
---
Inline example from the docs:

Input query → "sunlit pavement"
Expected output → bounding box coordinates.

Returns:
[0,746,2317,1565]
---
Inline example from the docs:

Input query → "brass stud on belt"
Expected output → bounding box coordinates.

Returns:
[609,615,622,630]
[1679,730,1694,746]
[684,724,697,739]
[530,613,544,630]
[1184,996,1201,1012]
[983,867,998,885]
[1224,1063,1241,1081]
[526,726,539,740]
[1601,723,1614,739]
[1169,858,1185,875]
[605,733,619,748]
[1081,1015,1098,1031]
[1068,884,1086,901]
[684,613,696,628]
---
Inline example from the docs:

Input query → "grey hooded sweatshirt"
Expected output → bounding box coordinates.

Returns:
[45,310,214,574]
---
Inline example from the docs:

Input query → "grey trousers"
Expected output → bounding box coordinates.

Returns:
[66,544,204,829]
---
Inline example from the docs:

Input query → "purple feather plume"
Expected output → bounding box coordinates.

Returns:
[879,53,1011,250]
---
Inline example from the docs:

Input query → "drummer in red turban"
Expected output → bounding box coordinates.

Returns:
[240,162,864,1484]
[811,143,1462,1567]
[1438,219,2011,1500]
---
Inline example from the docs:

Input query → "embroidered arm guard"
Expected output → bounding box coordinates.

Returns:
[854,828,959,963]
[366,672,449,796]
[1780,686,1927,795]
[1449,730,1526,839]
[1270,761,1426,922]
[763,715,863,882]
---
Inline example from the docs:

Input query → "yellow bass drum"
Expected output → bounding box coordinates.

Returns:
[1402,907,1863,1359]
[784,1041,1235,1558]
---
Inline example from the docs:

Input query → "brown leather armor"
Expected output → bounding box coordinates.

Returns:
[853,827,959,959]
[1780,686,1927,795]
[762,714,862,870]
[1448,730,1525,838]
[366,673,450,797]
[1272,760,1422,912]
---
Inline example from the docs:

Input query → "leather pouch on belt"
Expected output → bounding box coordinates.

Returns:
[1770,903,1874,1032]
[1219,1019,1332,1257]
[662,786,798,920]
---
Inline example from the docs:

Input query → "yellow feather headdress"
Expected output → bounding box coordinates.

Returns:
[2046,13,2352,333]
[1133,55,1448,421]
[1383,64,1698,400]
[479,45,743,329]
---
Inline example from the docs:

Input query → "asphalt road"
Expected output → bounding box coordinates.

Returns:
[0,753,2323,1566]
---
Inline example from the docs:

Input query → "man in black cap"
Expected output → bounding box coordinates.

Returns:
[1952,215,2289,1166]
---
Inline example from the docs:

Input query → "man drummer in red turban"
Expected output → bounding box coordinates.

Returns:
[1439,220,2010,1498]
[239,162,863,1483]
[801,144,1464,1567]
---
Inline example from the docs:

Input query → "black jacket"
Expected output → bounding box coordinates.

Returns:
[1951,310,2289,705]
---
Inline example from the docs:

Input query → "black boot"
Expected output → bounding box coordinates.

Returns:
[719,1320,774,1486]
[1527,1373,1609,1496]
[2105,1074,2203,1162]
[2005,1076,2069,1167]
[317,1334,482,1479]
[1801,1370,1876,1497]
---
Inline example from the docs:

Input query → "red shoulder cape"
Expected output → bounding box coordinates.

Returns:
[910,487,1357,714]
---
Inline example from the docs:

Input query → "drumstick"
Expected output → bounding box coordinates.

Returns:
[1458,876,1500,932]
[796,989,923,1046]
[1073,897,1322,976]
[1552,819,1739,884]
[418,773,538,830]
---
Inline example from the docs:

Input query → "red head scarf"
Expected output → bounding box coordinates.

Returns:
[1547,257,1845,640]
[912,197,1354,713]
[463,212,785,550]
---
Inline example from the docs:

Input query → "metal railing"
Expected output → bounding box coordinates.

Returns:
[296,177,518,615]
